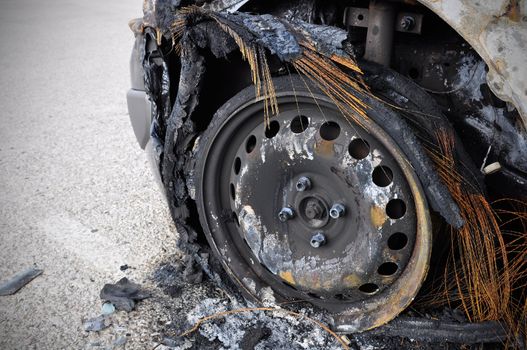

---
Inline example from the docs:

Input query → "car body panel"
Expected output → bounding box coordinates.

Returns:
[417,0,527,126]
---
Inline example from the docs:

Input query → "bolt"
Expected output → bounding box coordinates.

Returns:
[310,232,326,248]
[278,207,294,222]
[400,16,415,31]
[329,203,346,219]
[296,177,312,192]
[305,200,324,220]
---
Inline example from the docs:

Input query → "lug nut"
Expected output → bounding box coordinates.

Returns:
[330,203,346,219]
[278,207,295,222]
[310,232,326,248]
[296,177,312,192]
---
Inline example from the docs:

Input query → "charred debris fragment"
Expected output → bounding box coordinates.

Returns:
[100,277,151,312]
[0,267,43,296]
[131,0,527,345]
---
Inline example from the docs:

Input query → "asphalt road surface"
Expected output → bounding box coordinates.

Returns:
[0,1,179,348]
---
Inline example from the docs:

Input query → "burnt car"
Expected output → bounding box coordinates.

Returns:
[127,0,527,343]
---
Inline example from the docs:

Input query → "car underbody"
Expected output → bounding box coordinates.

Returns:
[127,0,527,347]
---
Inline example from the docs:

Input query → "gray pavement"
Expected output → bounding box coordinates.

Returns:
[0,1,178,348]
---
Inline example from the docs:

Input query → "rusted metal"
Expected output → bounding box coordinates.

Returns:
[332,119,432,332]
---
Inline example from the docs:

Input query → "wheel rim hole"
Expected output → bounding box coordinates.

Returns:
[377,262,398,276]
[388,232,408,250]
[234,157,241,175]
[359,283,379,295]
[348,138,370,159]
[320,121,340,141]
[265,120,280,139]
[386,199,406,219]
[246,135,257,153]
[291,115,309,133]
[372,165,393,187]
[230,183,236,201]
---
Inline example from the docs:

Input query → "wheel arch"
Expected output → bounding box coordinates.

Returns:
[140,0,526,126]
[416,0,527,127]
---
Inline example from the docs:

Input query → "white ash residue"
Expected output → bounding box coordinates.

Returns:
[184,298,342,350]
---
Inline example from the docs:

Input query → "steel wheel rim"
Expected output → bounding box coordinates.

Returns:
[197,78,431,332]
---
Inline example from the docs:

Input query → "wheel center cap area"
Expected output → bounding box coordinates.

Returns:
[300,196,328,227]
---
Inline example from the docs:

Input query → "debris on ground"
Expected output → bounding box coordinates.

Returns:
[0,267,43,296]
[100,277,150,312]
[154,261,204,297]
[164,297,344,350]
[84,315,111,332]
[113,336,127,347]
[148,256,514,350]
[101,302,116,315]
[151,260,346,350]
